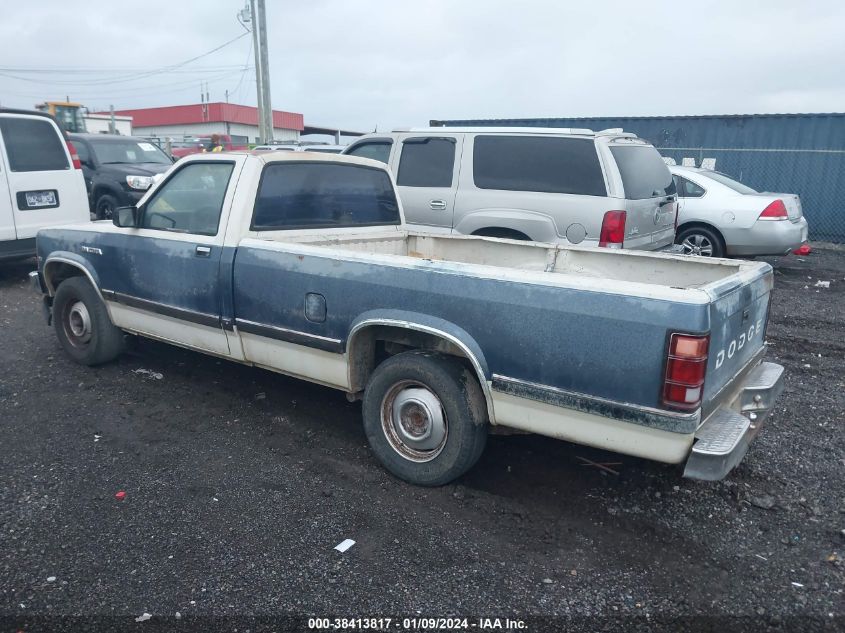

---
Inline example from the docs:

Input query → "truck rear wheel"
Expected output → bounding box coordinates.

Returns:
[54,277,125,365]
[362,350,488,486]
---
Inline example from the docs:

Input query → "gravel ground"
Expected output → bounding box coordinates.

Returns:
[0,247,843,632]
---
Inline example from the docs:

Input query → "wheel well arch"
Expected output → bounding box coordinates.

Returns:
[676,221,725,243]
[471,227,531,241]
[346,320,496,424]
[92,184,117,197]
[43,258,102,299]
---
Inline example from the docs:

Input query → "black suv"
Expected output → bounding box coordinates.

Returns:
[69,134,173,219]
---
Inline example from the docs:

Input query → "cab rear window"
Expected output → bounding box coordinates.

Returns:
[610,145,676,200]
[252,162,400,230]
[0,117,69,172]
[473,136,606,197]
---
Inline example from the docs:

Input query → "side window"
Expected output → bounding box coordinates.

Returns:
[473,136,607,196]
[0,117,69,172]
[141,162,234,236]
[73,140,91,165]
[252,162,400,230]
[345,141,392,164]
[678,176,705,198]
[396,137,455,187]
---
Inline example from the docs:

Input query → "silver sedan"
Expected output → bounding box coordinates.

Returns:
[671,166,809,258]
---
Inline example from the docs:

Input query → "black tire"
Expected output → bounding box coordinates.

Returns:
[676,225,725,258]
[95,194,119,220]
[53,276,125,365]
[362,351,488,486]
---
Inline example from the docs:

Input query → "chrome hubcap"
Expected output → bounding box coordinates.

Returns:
[66,301,92,344]
[381,381,448,462]
[681,234,714,256]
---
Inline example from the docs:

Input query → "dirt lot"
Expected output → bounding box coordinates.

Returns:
[1,247,843,632]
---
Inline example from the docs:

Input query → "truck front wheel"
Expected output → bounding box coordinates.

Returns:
[362,350,488,486]
[53,277,125,365]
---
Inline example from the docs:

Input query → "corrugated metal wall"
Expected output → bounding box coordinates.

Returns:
[431,114,845,243]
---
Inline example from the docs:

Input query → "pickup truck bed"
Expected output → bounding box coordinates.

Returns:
[33,151,785,486]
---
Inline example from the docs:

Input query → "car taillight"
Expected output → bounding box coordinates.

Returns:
[663,333,709,411]
[599,210,626,248]
[66,141,82,169]
[758,199,787,221]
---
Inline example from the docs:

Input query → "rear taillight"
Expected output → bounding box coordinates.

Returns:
[66,141,82,169]
[663,333,709,411]
[599,210,626,248]
[758,199,787,221]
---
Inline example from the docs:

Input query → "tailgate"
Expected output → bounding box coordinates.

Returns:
[702,267,773,406]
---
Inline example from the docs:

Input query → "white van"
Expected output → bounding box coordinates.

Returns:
[0,108,89,261]
[343,127,679,250]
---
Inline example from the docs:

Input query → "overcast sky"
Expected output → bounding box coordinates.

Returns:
[1,0,843,133]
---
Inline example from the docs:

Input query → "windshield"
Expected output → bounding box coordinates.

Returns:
[91,139,172,165]
[610,145,675,199]
[699,170,758,194]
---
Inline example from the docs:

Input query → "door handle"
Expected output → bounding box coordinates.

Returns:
[429,199,447,210]
[195,245,211,257]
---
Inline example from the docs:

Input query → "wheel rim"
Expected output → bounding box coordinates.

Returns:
[63,300,93,347]
[681,233,714,256]
[381,380,448,462]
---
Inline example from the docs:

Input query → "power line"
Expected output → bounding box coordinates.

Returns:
[0,32,249,87]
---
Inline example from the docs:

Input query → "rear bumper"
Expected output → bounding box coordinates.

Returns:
[683,361,784,481]
[725,218,808,257]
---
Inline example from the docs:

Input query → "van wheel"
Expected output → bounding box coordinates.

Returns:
[54,277,124,365]
[95,194,118,220]
[677,225,725,257]
[362,351,488,486]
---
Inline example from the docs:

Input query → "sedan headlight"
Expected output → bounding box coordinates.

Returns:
[126,175,153,190]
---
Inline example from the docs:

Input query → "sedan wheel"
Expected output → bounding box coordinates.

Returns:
[681,233,714,256]
[676,225,725,258]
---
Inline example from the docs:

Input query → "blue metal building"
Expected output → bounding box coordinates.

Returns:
[431,113,845,243]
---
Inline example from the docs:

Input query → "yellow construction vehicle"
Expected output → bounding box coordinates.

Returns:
[35,101,87,133]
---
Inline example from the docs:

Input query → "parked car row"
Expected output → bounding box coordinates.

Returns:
[342,128,809,257]
[0,106,809,262]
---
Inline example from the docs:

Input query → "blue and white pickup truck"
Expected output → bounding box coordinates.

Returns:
[32,152,785,486]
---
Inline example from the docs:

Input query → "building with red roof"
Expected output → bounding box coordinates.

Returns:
[106,102,305,144]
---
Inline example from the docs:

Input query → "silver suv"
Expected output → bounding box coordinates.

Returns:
[343,127,678,250]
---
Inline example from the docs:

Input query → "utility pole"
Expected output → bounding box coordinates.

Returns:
[248,0,266,143]
[256,0,273,142]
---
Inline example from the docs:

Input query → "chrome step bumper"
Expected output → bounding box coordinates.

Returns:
[684,362,784,481]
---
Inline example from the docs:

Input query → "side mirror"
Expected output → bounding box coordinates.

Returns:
[113,206,138,228]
